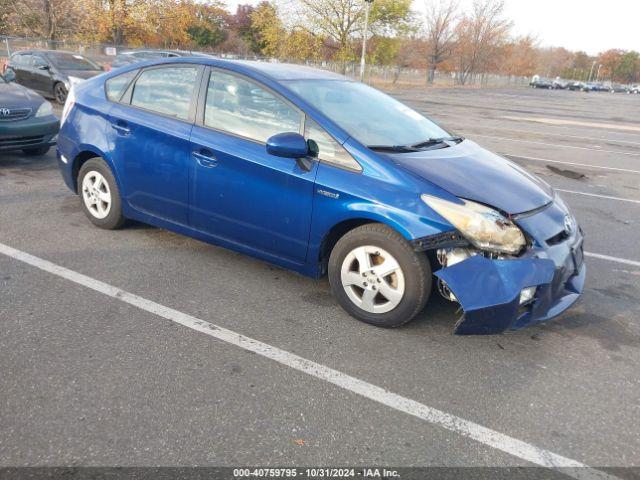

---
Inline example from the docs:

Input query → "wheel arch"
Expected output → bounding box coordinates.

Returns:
[316,216,414,277]
[71,148,118,193]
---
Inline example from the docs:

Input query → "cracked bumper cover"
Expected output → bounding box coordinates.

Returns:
[434,238,586,335]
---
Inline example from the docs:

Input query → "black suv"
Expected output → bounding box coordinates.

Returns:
[6,50,103,104]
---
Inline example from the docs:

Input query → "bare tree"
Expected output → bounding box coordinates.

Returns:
[424,0,458,84]
[454,0,511,85]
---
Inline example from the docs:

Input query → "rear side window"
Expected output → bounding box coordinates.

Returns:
[131,66,198,120]
[204,70,301,143]
[305,119,361,172]
[105,70,138,102]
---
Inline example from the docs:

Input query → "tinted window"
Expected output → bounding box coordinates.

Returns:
[11,54,29,66]
[32,56,48,68]
[47,53,99,71]
[204,71,301,142]
[131,66,198,120]
[305,119,361,172]
[105,69,138,102]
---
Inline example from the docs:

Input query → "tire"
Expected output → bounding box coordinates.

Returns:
[78,158,126,229]
[22,146,50,156]
[54,82,67,104]
[328,223,432,328]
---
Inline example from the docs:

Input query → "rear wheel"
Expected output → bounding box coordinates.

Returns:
[78,158,126,229]
[54,82,67,104]
[328,223,431,327]
[22,146,50,156]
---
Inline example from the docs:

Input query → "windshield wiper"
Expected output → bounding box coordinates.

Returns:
[410,136,464,149]
[368,145,419,153]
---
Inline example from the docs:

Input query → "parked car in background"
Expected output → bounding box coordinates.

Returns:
[609,84,629,93]
[56,58,585,335]
[530,78,553,89]
[568,82,585,91]
[552,79,568,89]
[6,50,103,104]
[109,50,184,69]
[0,71,59,156]
[629,85,640,94]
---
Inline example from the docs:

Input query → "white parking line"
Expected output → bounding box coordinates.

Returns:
[461,125,640,147]
[0,242,617,480]
[501,116,640,133]
[503,154,640,174]
[475,134,640,156]
[556,189,640,205]
[585,252,640,268]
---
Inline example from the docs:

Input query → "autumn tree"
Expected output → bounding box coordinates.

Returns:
[250,1,284,57]
[453,0,511,85]
[2,0,85,45]
[293,0,412,63]
[423,0,458,84]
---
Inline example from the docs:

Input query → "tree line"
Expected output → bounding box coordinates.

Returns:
[1,0,639,84]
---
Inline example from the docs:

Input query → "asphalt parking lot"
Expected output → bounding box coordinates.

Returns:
[1,87,639,477]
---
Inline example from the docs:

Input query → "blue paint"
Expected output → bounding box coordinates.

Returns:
[57,57,586,334]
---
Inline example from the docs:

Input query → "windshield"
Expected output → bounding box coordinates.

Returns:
[284,80,452,147]
[47,53,100,71]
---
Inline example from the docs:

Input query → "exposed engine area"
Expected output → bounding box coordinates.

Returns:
[436,247,505,302]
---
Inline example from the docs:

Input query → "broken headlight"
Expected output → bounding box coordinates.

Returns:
[421,194,526,255]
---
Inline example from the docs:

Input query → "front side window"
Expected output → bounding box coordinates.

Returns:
[204,70,301,143]
[32,56,48,68]
[105,69,138,102]
[305,119,361,172]
[131,66,198,120]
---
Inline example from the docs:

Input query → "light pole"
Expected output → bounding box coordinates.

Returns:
[596,64,602,81]
[587,60,596,82]
[359,0,374,82]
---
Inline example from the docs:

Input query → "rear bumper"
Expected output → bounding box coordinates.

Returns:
[0,115,59,152]
[434,230,585,335]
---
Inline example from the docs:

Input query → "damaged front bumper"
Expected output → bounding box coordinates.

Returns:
[433,201,586,335]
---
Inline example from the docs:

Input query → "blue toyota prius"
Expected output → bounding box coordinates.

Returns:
[56,57,585,335]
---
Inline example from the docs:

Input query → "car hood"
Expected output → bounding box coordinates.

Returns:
[387,139,554,215]
[0,81,45,108]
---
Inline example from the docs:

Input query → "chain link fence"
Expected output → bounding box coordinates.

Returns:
[1,35,529,88]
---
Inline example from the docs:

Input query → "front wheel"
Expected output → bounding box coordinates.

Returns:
[54,82,67,104]
[328,223,432,328]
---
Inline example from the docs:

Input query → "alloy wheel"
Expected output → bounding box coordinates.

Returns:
[340,245,405,314]
[81,171,111,219]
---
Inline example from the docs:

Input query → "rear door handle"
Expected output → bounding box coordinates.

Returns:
[193,150,218,168]
[111,122,130,135]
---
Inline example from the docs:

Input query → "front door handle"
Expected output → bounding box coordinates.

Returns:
[193,150,218,168]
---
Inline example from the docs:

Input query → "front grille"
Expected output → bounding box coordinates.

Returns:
[0,135,45,148]
[0,108,32,121]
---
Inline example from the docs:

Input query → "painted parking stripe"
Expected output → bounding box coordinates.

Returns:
[584,252,640,268]
[475,134,640,156]
[501,116,640,133]
[502,154,640,174]
[0,242,618,480]
[556,189,640,205]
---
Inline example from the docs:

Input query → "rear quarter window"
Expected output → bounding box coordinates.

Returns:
[105,70,138,102]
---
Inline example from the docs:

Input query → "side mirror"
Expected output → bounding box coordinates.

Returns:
[37,64,50,71]
[266,132,309,159]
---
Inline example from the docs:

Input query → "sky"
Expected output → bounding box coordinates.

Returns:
[223,0,639,55]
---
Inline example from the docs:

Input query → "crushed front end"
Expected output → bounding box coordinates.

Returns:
[422,198,586,335]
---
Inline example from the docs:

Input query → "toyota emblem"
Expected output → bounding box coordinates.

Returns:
[0,108,10,116]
